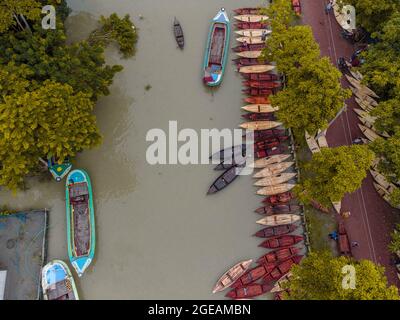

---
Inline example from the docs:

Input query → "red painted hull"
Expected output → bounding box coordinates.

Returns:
[233,44,266,52]
[244,96,270,104]
[226,283,269,299]
[263,256,303,283]
[254,224,298,238]
[243,88,273,96]
[243,81,282,89]
[255,135,289,144]
[262,192,295,204]
[234,8,261,15]
[242,73,279,81]
[257,246,301,265]
[235,22,270,30]
[242,113,275,121]
[234,58,269,66]
[256,146,289,158]
[244,129,287,140]
[255,204,301,215]
[259,235,304,249]
[231,264,276,289]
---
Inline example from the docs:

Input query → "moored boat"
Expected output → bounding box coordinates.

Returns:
[233,43,265,52]
[358,116,390,138]
[207,166,243,194]
[236,50,263,58]
[257,183,296,196]
[254,224,298,238]
[240,121,282,131]
[234,8,261,15]
[236,36,266,44]
[235,29,272,37]
[370,169,397,193]
[353,108,375,120]
[243,88,274,96]
[173,17,184,49]
[226,283,269,299]
[41,260,79,300]
[253,161,294,178]
[262,192,295,204]
[242,112,275,121]
[262,256,303,283]
[255,204,301,215]
[244,129,287,141]
[352,88,379,106]
[212,259,253,293]
[244,96,270,104]
[66,169,95,277]
[259,235,304,249]
[231,263,277,289]
[202,8,230,86]
[305,131,320,154]
[47,156,72,182]
[270,272,292,293]
[256,213,300,226]
[251,154,291,168]
[235,22,270,30]
[358,124,380,142]
[234,15,269,23]
[241,104,278,113]
[242,73,279,81]
[243,80,281,89]
[345,74,379,99]
[257,246,301,264]
[234,58,269,66]
[254,173,297,187]
[239,65,275,74]
[256,146,288,159]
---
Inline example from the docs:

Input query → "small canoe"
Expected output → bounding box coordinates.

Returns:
[234,8,261,15]
[305,131,320,154]
[212,259,253,293]
[242,112,275,121]
[254,224,298,238]
[234,15,269,23]
[270,272,292,293]
[370,170,397,193]
[209,144,245,161]
[242,73,279,81]
[226,283,269,299]
[316,129,329,148]
[353,108,374,120]
[358,117,390,138]
[256,213,300,226]
[358,124,380,142]
[202,8,230,86]
[345,75,379,99]
[259,235,304,249]
[233,43,266,52]
[263,256,303,284]
[355,97,375,112]
[332,201,341,214]
[241,104,278,113]
[47,157,72,182]
[240,121,282,131]
[235,22,270,30]
[236,50,262,58]
[262,192,295,204]
[352,88,379,105]
[41,260,79,300]
[255,204,301,215]
[66,169,95,277]
[245,129,287,141]
[207,166,243,194]
[231,263,277,289]
[256,146,289,159]
[245,96,270,104]
[250,154,291,168]
[237,36,267,44]
[257,246,301,265]
[173,17,184,49]
[239,65,275,74]
[255,135,289,146]
[257,183,296,196]
[373,182,396,207]
[235,29,272,37]
[234,58,269,66]
[254,173,297,187]
[253,162,294,178]
[243,88,274,96]
[243,80,281,89]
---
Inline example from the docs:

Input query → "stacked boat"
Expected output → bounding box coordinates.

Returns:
[211,7,306,300]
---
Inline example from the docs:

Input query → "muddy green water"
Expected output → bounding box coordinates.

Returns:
[0,0,275,299]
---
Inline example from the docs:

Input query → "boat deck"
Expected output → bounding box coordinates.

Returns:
[209,24,226,66]
[47,279,76,300]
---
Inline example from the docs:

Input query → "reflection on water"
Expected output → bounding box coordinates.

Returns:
[0,0,273,299]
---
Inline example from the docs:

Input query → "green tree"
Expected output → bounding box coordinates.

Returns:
[272,57,351,134]
[0,0,42,33]
[260,0,295,33]
[285,251,399,300]
[389,224,400,254]
[370,133,400,181]
[296,145,375,207]
[370,97,400,135]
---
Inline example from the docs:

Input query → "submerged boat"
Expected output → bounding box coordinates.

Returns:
[254,173,297,187]
[253,162,294,178]
[259,235,304,249]
[47,156,72,182]
[212,259,253,293]
[234,15,269,23]
[235,29,272,37]
[256,213,300,226]
[257,246,301,264]
[254,224,298,238]
[236,50,263,58]
[173,17,184,49]
[41,260,79,300]
[241,104,278,113]
[203,8,230,86]
[207,166,243,194]
[66,169,95,277]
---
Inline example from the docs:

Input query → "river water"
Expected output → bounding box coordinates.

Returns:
[0,0,274,299]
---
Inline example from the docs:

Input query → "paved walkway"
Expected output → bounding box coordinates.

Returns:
[301,0,400,287]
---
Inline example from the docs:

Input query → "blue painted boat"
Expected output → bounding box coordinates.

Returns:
[202,8,231,86]
[66,169,95,277]
[47,156,72,182]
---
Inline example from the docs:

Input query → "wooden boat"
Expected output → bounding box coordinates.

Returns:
[243,80,281,89]
[234,58,269,66]
[262,192,295,204]
[240,121,282,131]
[239,65,275,74]
[332,201,341,214]
[255,204,301,215]
[270,272,292,293]
[358,117,390,138]
[244,96,270,104]
[235,29,272,37]
[370,170,397,193]
[233,43,265,52]
[226,283,269,299]
[353,108,375,120]
[253,162,294,178]
[352,88,379,105]
[256,213,300,226]
[345,74,379,99]
[242,73,279,81]
[202,8,230,86]
[235,22,270,30]
[214,158,246,170]
[305,131,320,154]
[254,173,297,187]
[243,88,274,96]
[209,144,245,161]
[242,104,279,113]
[47,156,72,182]
[41,260,79,300]
[231,263,277,289]
[358,124,380,142]
[234,14,269,23]
[207,166,242,194]
[173,17,184,49]
[255,135,289,147]
[257,183,296,197]
[212,259,253,293]
[355,97,375,112]
[256,146,289,159]
[316,129,329,148]
[242,113,275,121]
[244,129,287,141]
[263,256,303,283]
[255,140,280,151]
[257,246,301,265]
[254,224,298,238]
[373,182,397,207]
[250,154,291,168]
[66,169,95,277]
[236,50,262,58]
[259,235,303,249]
[236,36,266,44]
[234,8,261,15]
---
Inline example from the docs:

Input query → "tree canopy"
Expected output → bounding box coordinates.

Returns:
[0,0,41,33]
[296,145,375,206]
[284,251,399,300]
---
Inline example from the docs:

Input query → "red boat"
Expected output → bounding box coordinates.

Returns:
[255,135,289,144]
[230,263,276,289]
[233,58,269,66]
[243,88,273,96]
[292,0,301,15]
[242,73,279,81]
[242,113,275,121]
[233,44,265,52]
[259,235,304,249]
[254,224,298,238]
[226,283,269,299]
[338,222,352,256]
[244,129,287,140]
[235,22,270,30]
[263,192,295,204]
[255,141,281,151]
[243,81,282,89]
[256,146,289,158]
[244,96,270,104]
[257,246,301,265]
[255,204,301,215]
[234,8,261,15]
[263,256,303,283]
